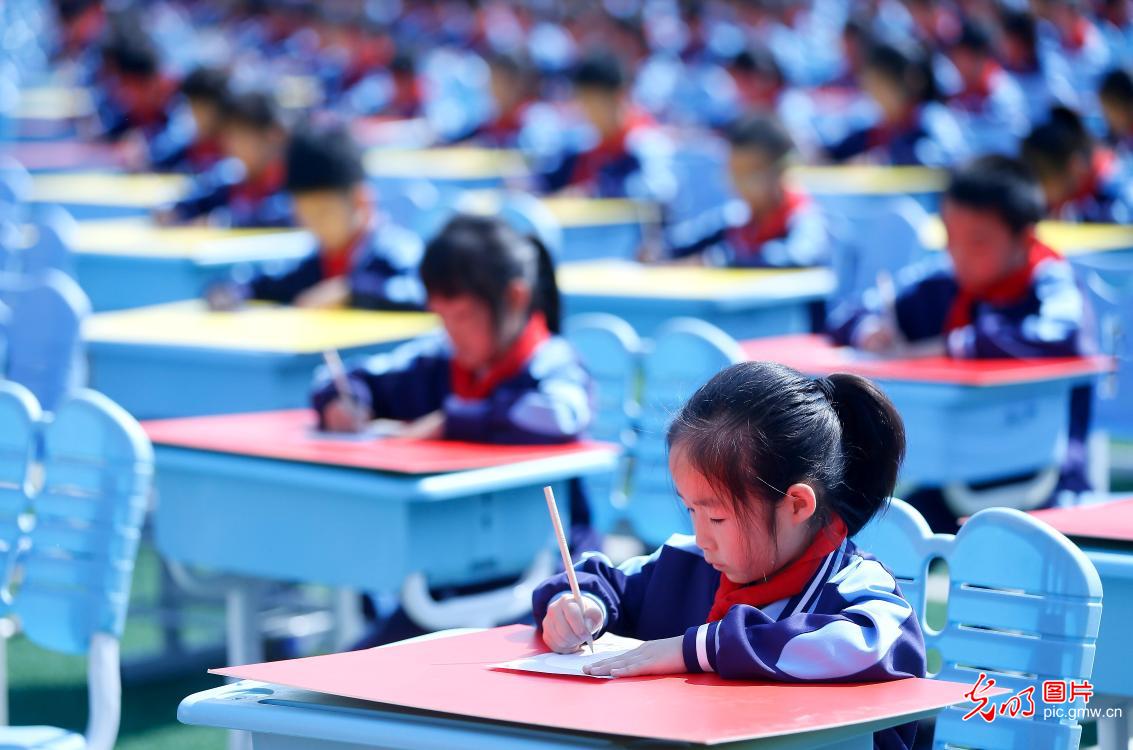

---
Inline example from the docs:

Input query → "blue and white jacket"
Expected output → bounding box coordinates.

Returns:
[533,534,927,750]
[225,221,425,310]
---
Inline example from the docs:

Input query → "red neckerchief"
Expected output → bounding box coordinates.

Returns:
[952,61,1000,109]
[481,101,532,144]
[230,158,286,207]
[320,211,373,280]
[1054,148,1117,216]
[707,515,848,622]
[391,75,423,117]
[1063,16,1090,51]
[569,109,654,188]
[944,238,1062,332]
[727,189,809,259]
[450,312,550,400]
[866,107,921,151]
[186,136,223,171]
[119,75,177,129]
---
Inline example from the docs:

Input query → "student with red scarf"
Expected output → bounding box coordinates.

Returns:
[205,123,424,311]
[945,20,1029,156]
[666,115,829,268]
[829,156,1094,530]
[534,362,925,750]
[163,90,293,228]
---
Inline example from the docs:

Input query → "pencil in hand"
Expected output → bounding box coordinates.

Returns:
[543,485,595,654]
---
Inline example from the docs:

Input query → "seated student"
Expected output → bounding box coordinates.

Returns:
[540,53,669,200]
[1031,0,1113,100]
[665,115,828,268]
[534,362,925,749]
[1021,106,1133,223]
[826,40,967,167]
[944,20,1029,155]
[1000,9,1077,126]
[93,25,178,145]
[454,51,541,148]
[829,156,1092,531]
[313,215,596,645]
[149,66,230,173]
[206,123,424,311]
[1098,67,1133,168]
[161,90,293,228]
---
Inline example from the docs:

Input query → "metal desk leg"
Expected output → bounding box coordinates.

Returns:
[226,583,263,750]
[331,589,365,652]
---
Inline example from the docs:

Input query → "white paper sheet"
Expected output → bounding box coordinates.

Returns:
[493,633,644,679]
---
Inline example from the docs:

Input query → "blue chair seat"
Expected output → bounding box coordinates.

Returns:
[0,726,85,750]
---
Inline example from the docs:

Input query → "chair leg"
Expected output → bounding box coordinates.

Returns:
[0,623,8,727]
[1095,697,1131,750]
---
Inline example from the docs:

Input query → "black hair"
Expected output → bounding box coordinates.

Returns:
[220,89,285,132]
[1021,106,1093,179]
[730,44,784,87]
[572,52,626,92]
[668,362,906,538]
[1100,67,1133,106]
[728,113,795,163]
[945,155,1045,233]
[954,19,995,55]
[391,49,417,75]
[864,40,940,103]
[100,26,159,78]
[419,214,561,334]
[285,122,364,193]
[55,0,100,23]
[180,66,230,105]
[1001,8,1038,48]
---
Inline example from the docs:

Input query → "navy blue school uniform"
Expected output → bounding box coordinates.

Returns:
[828,240,1093,524]
[311,314,595,532]
[222,217,425,310]
[826,103,967,167]
[666,190,830,267]
[148,103,225,174]
[1049,150,1133,224]
[540,112,669,200]
[533,525,926,750]
[171,158,293,228]
[944,63,1029,156]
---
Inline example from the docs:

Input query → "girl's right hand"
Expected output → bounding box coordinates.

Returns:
[321,398,370,433]
[541,594,604,653]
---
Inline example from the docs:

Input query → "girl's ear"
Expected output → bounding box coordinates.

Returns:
[782,483,818,527]
[504,278,533,318]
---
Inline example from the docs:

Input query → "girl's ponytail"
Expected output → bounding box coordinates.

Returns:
[530,234,561,334]
[820,373,906,536]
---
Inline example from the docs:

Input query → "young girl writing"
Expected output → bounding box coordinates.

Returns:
[534,362,926,749]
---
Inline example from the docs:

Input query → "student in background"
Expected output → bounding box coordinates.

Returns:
[1021,106,1133,223]
[206,123,424,311]
[313,214,596,645]
[534,362,925,750]
[1000,8,1076,125]
[665,114,828,268]
[826,40,967,167]
[149,66,231,173]
[944,20,1029,155]
[541,53,669,200]
[1098,67,1133,168]
[160,89,293,228]
[455,51,541,148]
[829,156,1092,531]
[93,25,177,145]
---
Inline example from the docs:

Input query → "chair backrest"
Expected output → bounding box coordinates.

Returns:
[854,499,1104,750]
[1080,268,1133,441]
[0,269,89,411]
[0,381,38,588]
[829,197,929,310]
[631,318,743,546]
[23,204,76,276]
[16,390,152,655]
[564,313,642,532]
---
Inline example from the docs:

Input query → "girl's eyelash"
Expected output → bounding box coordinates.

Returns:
[710,518,725,525]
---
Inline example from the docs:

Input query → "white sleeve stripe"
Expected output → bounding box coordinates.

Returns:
[696,624,713,672]
[789,540,843,618]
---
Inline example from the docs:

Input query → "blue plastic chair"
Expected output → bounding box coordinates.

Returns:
[0,271,89,412]
[828,197,930,314]
[22,206,76,277]
[0,390,153,750]
[854,499,1103,750]
[564,314,642,533]
[629,319,743,546]
[1081,268,1133,442]
[0,382,37,611]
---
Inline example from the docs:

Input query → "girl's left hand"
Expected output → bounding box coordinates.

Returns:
[399,410,445,439]
[583,636,686,678]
